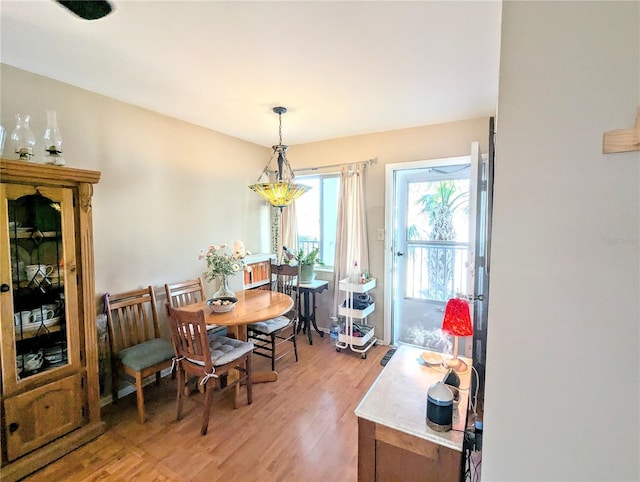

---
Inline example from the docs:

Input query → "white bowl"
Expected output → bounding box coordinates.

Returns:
[207,297,238,313]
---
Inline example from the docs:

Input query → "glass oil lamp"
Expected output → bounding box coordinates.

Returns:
[43,110,65,165]
[10,113,36,161]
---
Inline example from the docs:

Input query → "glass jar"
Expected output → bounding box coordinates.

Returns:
[10,113,36,161]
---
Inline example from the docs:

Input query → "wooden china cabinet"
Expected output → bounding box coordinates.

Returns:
[0,159,104,481]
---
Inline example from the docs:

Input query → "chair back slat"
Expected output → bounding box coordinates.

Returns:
[165,278,206,308]
[105,286,161,354]
[166,304,212,372]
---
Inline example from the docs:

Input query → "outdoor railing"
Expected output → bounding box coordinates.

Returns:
[405,241,468,302]
[298,239,320,256]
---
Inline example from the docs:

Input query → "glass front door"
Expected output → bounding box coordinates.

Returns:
[391,161,472,351]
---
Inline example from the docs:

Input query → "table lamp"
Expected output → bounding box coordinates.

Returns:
[441,297,473,372]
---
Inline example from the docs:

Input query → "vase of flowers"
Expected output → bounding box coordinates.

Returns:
[200,243,249,298]
[213,274,234,299]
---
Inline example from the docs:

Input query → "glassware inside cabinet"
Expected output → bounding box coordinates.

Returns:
[8,192,69,380]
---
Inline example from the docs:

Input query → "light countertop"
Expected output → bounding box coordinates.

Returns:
[354,344,471,452]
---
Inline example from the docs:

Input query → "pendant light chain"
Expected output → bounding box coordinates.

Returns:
[276,109,297,181]
[255,149,277,182]
[282,156,296,181]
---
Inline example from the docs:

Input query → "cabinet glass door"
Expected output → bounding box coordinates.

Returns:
[1,184,80,393]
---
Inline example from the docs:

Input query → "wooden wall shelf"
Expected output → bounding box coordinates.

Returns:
[603,105,640,154]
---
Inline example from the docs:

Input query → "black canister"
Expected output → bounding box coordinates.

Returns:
[426,381,453,432]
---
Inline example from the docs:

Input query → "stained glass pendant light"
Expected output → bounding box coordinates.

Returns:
[249,107,310,208]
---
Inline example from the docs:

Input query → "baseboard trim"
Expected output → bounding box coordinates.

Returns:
[100,368,173,407]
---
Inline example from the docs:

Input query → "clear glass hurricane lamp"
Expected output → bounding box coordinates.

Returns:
[10,113,36,161]
[43,110,65,166]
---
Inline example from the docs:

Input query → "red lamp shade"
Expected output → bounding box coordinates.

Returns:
[441,298,473,373]
[442,298,473,337]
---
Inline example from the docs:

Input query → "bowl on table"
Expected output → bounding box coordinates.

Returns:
[206,297,238,313]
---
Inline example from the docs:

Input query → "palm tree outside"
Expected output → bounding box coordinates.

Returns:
[415,180,468,301]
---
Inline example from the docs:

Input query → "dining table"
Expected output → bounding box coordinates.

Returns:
[180,288,293,383]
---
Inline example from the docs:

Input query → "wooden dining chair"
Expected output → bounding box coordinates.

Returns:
[164,278,226,336]
[165,304,253,435]
[247,262,300,371]
[105,286,175,424]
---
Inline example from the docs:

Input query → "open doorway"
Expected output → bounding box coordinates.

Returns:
[384,140,490,365]
[393,162,470,350]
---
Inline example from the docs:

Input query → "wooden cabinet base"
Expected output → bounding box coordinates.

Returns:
[358,418,463,482]
[0,421,105,482]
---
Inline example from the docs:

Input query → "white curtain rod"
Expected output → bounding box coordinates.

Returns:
[293,157,377,173]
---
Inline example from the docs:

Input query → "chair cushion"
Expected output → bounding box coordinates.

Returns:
[118,338,174,372]
[248,315,291,335]
[208,335,254,366]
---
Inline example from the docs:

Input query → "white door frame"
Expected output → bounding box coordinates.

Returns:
[383,152,474,346]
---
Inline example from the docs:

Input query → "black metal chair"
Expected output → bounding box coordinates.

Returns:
[247,262,300,371]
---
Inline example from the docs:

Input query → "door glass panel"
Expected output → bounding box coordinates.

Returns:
[8,193,68,380]
[392,164,471,350]
[405,176,470,301]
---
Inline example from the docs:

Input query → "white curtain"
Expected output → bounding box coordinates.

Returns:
[332,163,370,316]
[280,202,299,262]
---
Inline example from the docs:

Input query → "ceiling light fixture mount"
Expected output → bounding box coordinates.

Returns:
[249,106,310,209]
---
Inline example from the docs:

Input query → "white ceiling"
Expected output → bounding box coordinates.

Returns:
[1,0,502,147]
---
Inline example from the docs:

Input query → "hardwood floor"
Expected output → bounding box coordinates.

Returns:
[23,335,385,482]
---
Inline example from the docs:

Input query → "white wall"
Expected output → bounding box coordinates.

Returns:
[1,65,488,331]
[484,2,639,480]
[292,119,489,335]
[1,64,271,306]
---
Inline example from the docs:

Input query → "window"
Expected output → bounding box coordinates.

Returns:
[295,174,340,268]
